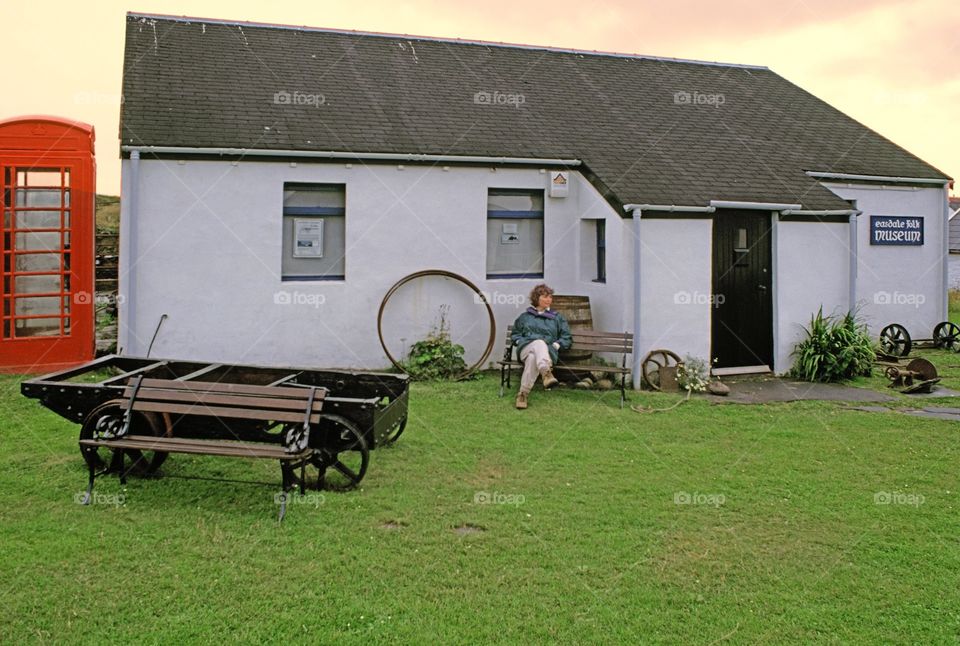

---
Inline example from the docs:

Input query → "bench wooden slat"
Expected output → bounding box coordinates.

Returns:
[560,341,633,353]
[136,378,322,400]
[501,358,630,373]
[121,388,325,413]
[557,363,631,373]
[505,325,631,338]
[563,343,632,353]
[567,335,633,344]
[125,401,321,424]
[501,340,631,353]
[507,337,633,352]
[506,337,631,348]
[504,327,631,341]
[79,436,311,460]
[568,330,633,339]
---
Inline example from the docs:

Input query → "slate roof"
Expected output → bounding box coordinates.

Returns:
[120,13,950,213]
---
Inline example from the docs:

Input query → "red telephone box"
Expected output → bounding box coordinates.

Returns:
[0,116,95,372]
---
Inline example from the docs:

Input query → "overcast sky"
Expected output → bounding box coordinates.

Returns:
[1,0,957,195]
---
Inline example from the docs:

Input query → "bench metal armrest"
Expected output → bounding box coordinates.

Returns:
[284,386,318,453]
[109,374,144,440]
[503,340,518,363]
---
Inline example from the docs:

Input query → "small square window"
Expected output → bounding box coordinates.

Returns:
[281,183,345,281]
[486,189,544,279]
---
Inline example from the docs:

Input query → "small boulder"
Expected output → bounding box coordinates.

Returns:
[708,381,730,396]
[597,379,614,390]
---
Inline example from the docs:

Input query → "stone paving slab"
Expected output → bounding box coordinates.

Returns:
[892,386,960,398]
[847,405,960,421]
[847,406,893,414]
[712,378,897,404]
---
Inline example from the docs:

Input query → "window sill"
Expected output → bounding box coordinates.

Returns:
[281,275,345,282]
[486,273,544,280]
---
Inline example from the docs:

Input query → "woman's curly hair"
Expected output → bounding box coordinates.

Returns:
[528,284,555,308]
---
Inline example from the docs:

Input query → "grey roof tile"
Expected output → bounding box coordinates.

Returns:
[121,14,950,213]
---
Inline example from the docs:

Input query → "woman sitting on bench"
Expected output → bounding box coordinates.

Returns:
[511,284,573,410]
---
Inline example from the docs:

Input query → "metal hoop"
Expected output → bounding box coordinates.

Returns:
[377,269,497,380]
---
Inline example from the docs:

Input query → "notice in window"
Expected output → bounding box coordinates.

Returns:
[500,222,519,245]
[293,219,324,257]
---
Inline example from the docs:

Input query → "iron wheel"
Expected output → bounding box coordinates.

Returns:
[933,321,960,351]
[879,324,912,357]
[309,414,369,491]
[641,349,682,390]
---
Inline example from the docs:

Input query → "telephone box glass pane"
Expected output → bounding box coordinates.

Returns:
[15,275,61,294]
[15,189,62,207]
[16,210,61,229]
[15,253,61,272]
[14,296,60,316]
[15,232,61,251]
[14,318,61,338]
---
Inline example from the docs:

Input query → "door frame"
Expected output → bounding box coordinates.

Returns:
[710,210,776,372]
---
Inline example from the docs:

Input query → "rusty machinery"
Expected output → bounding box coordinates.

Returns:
[878,322,960,358]
[877,356,941,394]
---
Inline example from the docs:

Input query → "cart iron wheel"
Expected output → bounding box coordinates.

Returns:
[933,321,960,351]
[905,358,938,381]
[377,269,496,380]
[641,349,683,391]
[380,417,407,447]
[305,414,370,492]
[80,400,171,476]
[879,324,912,358]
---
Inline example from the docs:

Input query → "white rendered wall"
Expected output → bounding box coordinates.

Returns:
[118,160,624,369]
[627,218,714,366]
[774,220,850,372]
[571,176,625,335]
[822,183,947,336]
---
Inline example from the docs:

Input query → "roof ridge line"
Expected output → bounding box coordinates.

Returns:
[125,11,770,70]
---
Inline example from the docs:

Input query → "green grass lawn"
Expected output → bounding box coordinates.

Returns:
[1,370,958,643]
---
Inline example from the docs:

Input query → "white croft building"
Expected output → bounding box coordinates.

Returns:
[118,13,953,383]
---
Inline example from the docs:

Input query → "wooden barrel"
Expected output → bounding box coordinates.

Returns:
[551,295,593,380]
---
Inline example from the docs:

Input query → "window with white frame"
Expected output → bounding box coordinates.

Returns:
[281,183,345,281]
[486,188,544,279]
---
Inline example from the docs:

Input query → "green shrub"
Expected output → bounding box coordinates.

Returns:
[791,308,876,382]
[402,307,467,380]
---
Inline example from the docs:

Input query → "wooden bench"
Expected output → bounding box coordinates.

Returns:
[498,326,634,407]
[78,375,327,521]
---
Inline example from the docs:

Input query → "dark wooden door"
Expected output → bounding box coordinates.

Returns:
[711,211,773,369]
